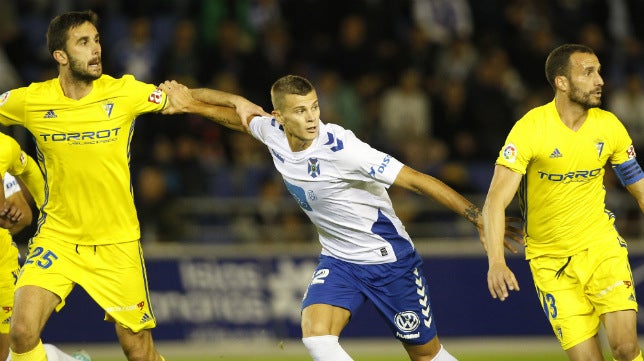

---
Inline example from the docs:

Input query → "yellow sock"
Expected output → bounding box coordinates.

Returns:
[160,356,166,361]
[10,339,47,361]
[614,350,644,361]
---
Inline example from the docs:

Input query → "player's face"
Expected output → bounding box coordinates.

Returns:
[64,22,102,81]
[566,52,603,109]
[275,90,320,151]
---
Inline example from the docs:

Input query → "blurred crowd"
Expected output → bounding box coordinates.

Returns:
[1,0,643,243]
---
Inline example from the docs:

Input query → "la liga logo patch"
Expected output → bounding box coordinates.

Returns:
[502,143,518,163]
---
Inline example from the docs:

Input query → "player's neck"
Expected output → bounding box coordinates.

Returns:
[58,71,94,100]
[554,95,587,131]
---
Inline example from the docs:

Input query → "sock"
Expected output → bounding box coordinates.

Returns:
[10,340,46,361]
[431,344,458,361]
[302,335,353,361]
[43,344,84,361]
[634,351,644,361]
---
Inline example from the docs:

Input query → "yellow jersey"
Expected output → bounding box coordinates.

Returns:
[496,100,635,259]
[0,75,167,245]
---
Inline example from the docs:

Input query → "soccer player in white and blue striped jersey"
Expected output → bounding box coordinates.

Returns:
[161,75,522,361]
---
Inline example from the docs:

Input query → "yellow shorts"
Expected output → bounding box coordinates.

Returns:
[529,240,637,350]
[0,242,19,334]
[17,238,156,333]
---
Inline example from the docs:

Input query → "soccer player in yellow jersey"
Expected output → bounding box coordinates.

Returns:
[0,10,266,361]
[483,43,644,361]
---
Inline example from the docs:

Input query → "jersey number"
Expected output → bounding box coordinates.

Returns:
[310,269,330,285]
[24,247,59,269]
[539,291,558,319]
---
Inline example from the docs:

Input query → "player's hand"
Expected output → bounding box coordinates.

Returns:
[232,99,270,131]
[502,216,524,253]
[487,262,519,301]
[479,216,524,254]
[0,200,22,228]
[159,80,196,114]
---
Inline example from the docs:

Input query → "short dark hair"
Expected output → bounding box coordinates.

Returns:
[47,10,99,55]
[545,44,595,90]
[270,75,314,110]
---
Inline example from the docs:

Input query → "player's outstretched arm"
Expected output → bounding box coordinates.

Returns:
[483,164,523,301]
[625,177,644,213]
[393,165,523,252]
[159,80,269,129]
[160,81,252,133]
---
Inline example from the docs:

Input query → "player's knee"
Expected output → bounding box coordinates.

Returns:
[302,335,353,361]
[611,342,640,361]
[8,322,40,350]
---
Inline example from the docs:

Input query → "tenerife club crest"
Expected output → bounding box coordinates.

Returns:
[307,158,320,178]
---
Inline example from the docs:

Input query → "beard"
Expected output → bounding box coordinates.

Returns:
[69,56,102,82]
[568,82,601,109]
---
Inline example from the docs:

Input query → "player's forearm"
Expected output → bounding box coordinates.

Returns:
[195,102,247,132]
[626,178,644,213]
[483,200,507,265]
[16,155,44,208]
[191,88,248,108]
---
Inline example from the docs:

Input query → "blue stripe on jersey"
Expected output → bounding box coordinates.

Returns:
[371,209,413,257]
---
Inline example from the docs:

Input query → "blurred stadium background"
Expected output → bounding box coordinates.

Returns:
[1,0,644,359]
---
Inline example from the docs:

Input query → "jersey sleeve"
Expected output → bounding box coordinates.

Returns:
[0,133,24,176]
[122,75,167,115]
[0,88,28,126]
[495,117,534,175]
[248,115,277,142]
[607,114,637,165]
[334,128,404,187]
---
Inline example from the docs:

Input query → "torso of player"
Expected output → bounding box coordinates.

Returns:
[251,117,414,264]
[0,75,165,244]
[503,103,627,258]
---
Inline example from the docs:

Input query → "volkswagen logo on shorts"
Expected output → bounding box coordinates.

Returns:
[394,311,420,332]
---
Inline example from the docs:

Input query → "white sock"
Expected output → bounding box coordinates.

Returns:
[431,344,458,361]
[302,335,353,361]
[43,344,78,361]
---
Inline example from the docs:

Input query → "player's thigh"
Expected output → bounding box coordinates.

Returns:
[11,286,60,340]
[301,303,351,337]
[564,335,604,361]
[602,310,639,351]
[301,256,365,336]
[530,255,600,350]
[115,323,157,360]
[402,335,442,361]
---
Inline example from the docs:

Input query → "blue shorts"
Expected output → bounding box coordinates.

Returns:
[302,252,437,345]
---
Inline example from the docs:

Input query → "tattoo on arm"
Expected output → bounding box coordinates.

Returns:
[464,205,481,225]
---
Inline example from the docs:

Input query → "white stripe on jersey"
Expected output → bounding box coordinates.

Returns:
[4,173,21,198]
[249,117,414,264]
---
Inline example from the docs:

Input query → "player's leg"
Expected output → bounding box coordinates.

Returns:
[9,285,59,360]
[602,309,640,360]
[300,256,366,361]
[564,335,604,361]
[590,242,641,361]
[367,253,454,361]
[403,337,456,361]
[81,241,164,361]
[0,333,8,361]
[115,325,163,361]
[301,304,352,361]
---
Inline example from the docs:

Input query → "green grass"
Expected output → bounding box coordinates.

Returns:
[88,352,571,361]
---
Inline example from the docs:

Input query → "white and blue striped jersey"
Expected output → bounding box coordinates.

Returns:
[249,116,414,264]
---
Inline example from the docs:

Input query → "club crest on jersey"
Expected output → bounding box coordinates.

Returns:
[627,145,636,159]
[308,158,320,178]
[103,102,114,118]
[0,91,9,106]
[502,143,517,163]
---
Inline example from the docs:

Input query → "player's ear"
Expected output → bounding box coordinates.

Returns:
[555,75,568,92]
[52,50,68,65]
[273,110,284,125]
